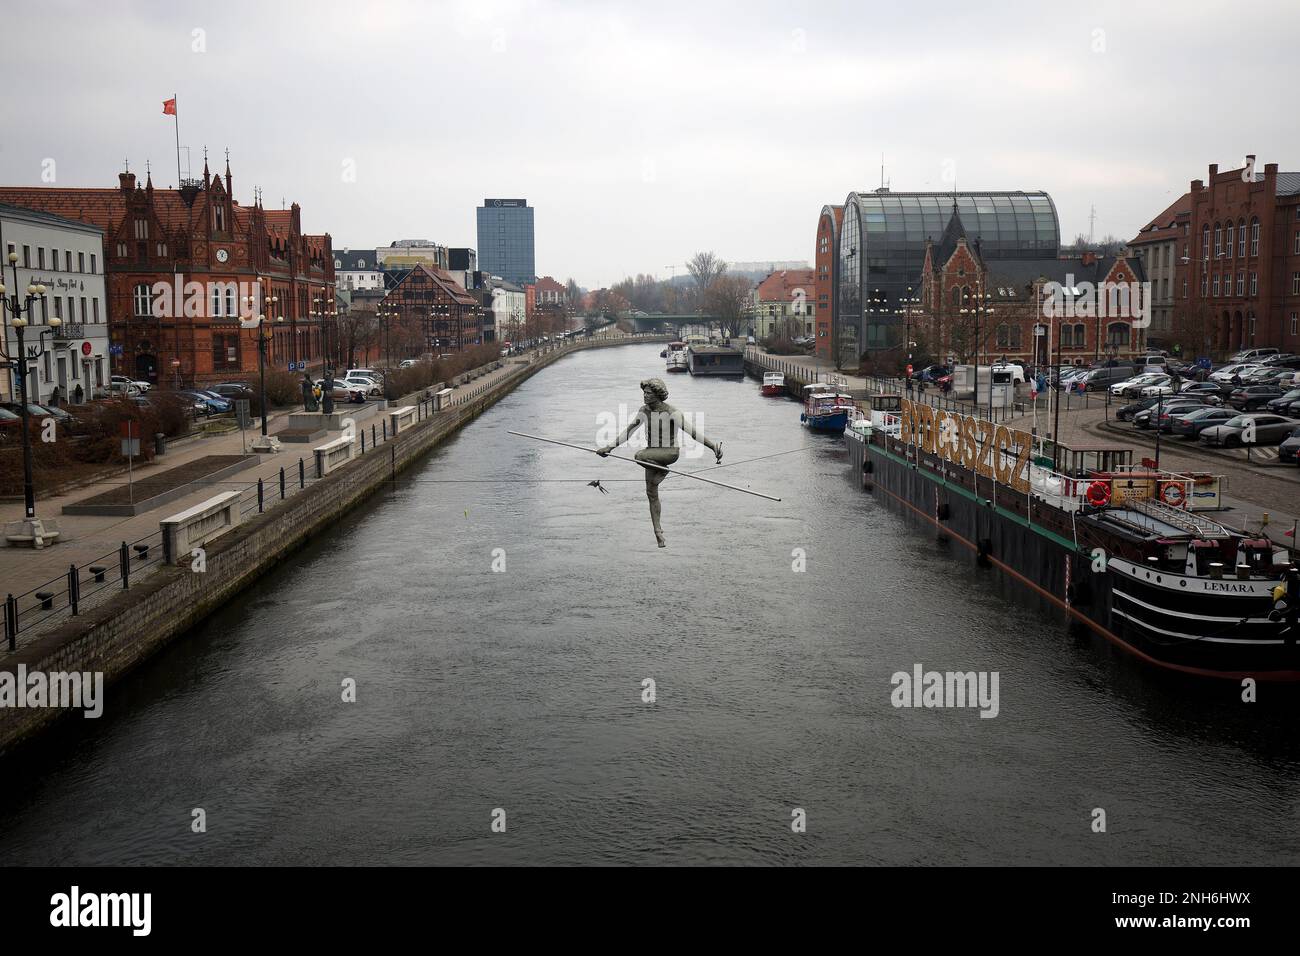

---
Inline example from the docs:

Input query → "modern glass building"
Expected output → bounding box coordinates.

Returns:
[836,190,1059,367]
[476,198,535,286]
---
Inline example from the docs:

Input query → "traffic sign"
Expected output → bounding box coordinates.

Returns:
[81,341,92,356]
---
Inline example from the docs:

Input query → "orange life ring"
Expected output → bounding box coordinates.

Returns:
[1086,480,1111,507]
[1159,481,1186,507]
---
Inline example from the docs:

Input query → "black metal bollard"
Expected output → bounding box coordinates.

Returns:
[383,419,388,441]
[120,541,130,589]
[258,477,264,513]
[361,430,366,454]
[5,593,16,651]
[372,423,377,446]
[299,457,305,488]
[68,564,80,616]
[279,466,286,499]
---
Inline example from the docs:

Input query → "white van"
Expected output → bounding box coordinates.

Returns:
[1228,347,1279,363]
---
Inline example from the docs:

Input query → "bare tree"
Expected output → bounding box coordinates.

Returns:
[565,277,581,309]
[687,251,727,305]
[704,274,752,338]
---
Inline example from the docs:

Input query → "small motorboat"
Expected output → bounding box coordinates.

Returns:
[761,372,785,396]
[665,340,689,373]
[799,384,854,432]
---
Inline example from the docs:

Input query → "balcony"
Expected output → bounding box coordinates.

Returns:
[54,323,85,339]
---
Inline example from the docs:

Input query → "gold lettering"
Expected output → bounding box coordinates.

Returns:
[994,426,1011,484]
[899,400,913,445]
[1009,429,1032,493]
[961,416,977,468]
[918,403,936,454]
[976,420,995,478]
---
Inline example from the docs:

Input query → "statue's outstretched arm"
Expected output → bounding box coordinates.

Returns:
[598,414,643,456]
[680,412,722,463]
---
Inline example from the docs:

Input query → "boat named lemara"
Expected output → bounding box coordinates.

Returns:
[761,372,785,396]
[846,394,1300,679]
[665,341,689,373]
[800,384,854,431]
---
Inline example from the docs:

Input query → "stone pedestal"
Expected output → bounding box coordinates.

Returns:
[250,435,283,454]
[4,516,62,549]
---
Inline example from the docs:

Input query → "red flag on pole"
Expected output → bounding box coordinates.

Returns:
[163,97,176,115]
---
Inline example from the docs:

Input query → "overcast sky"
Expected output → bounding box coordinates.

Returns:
[3,0,1297,288]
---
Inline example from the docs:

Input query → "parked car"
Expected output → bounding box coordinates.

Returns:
[111,374,151,393]
[1146,401,1215,432]
[1116,396,1165,421]
[208,383,256,402]
[177,389,231,415]
[1210,362,1263,384]
[1177,381,1227,403]
[316,379,365,403]
[1133,399,1210,430]
[1265,389,1300,416]
[1137,377,1179,397]
[912,364,951,383]
[1227,347,1280,363]
[1279,426,1300,464]
[1199,413,1299,447]
[1111,372,1168,398]
[1227,385,1285,411]
[1171,406,1238,438]
[1079,365,1136,389]
[342,374,382,397]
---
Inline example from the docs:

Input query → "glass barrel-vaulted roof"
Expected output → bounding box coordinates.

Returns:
[850,190,1059,260]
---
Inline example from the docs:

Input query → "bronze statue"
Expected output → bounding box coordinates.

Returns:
[321,369,335,415]
[598,377,721,548]
[301,373,318,412]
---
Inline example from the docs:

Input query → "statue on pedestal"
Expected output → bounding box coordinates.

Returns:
[301,373,318,412]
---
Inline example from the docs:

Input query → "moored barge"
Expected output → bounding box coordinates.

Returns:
[846,394,1300,679]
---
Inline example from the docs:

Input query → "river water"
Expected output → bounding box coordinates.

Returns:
[2,343,1297,866]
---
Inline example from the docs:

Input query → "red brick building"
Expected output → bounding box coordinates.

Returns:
[1175,159,1300,357]
[814,205,842,360]
[0,160,334,386]
[919,202,1146,367]
[382,263,482,355]
[532,275,566,306]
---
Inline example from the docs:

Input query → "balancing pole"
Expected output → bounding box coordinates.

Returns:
[507,431,782,502]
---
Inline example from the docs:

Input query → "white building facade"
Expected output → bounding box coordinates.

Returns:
[333,249,385,292]
[1,204,109,404]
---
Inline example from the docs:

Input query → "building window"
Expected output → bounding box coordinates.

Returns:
[1238,222,1246,257]
[1250,272,1257,296]
[995,323,1010,348]
[1292,313,1298,336]
[1294,231,1300,255]
[1236,273,1244,297]
[133,283,152,317]
[22,245,30,267]
[1201,224,1210,259]
[134,218,148,239]
[78,251,85,272]
[90,253,97,274]
[1250,218,1259,256]
[1294,272,1300,295]
[1214,224,1222,257]
[37,248,45,269]
[1182,278,1187,298]
[1249,313,1256,338]
[1213,274,1220,296]
[52,297,61,320]
[93,299,99,323]
[1106,322,1129,347]
[1200,272,1208,295]
[1073,323,1085,347]
[80,297,87,321]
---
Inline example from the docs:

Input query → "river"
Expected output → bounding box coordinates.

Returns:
[1,342,1296,865]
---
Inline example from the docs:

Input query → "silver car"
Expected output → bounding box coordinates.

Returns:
[1198,413,1300,447]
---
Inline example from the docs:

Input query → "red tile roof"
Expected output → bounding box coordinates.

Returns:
[1130,192,1190,245]
[755,268,816,303]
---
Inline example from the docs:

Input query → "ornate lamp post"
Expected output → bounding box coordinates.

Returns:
[249,282,282,453]
[1,253,62,546]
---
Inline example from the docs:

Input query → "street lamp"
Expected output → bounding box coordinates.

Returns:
[1,254,63,546]
[249,284,282,453]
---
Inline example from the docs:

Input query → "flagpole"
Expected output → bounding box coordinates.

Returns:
[172,93,182,187]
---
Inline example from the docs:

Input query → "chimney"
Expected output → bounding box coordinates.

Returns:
[1191,179,1204,192]
[1265,162,1278,185]
[1209,163,1218,179]
[118,171,136,194]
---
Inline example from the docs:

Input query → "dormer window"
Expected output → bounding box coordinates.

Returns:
[134,218,148,239]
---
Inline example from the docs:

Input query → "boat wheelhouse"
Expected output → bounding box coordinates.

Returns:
[800,384,854,432]
[761,372,785,396]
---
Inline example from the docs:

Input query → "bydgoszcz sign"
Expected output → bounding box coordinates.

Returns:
[896,397,1033,494]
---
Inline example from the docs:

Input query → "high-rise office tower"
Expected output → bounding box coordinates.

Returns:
[476,198,535,286]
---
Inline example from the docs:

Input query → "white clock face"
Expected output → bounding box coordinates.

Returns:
[216,248,229,263]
